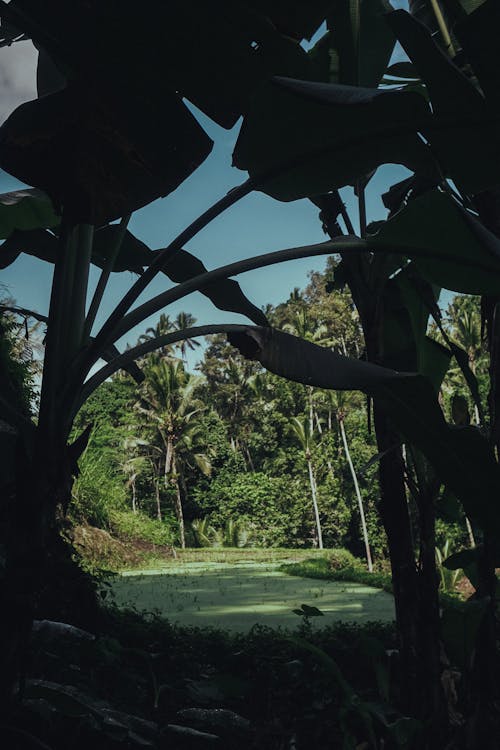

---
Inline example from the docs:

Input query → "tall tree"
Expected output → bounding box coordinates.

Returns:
[136,357,211,546]
[289,416,323,549]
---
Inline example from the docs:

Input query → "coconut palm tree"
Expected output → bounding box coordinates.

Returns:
[329,390,373,572]
[121,436,150,513]
[137,313,175,358]
[289,416,323,549]
[173,311,201,362]
[136,357,210,547]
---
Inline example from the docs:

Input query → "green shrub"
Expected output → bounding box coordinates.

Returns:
[283,553,394,595]
[71,452,126,527]
[194,470,313,547]
[328,548,364,572]
[109,510,177,547]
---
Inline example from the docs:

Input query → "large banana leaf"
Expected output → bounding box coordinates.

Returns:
[246,0,336,40]
[454,0,500,105]
[0,189,59,239]
[233,76,435,200]
[372,190,500,294]
[387,9,498,194]
[7,0,311,129]
[0,224,268,327]
[309,0,396,87]
[228,327,409,390]
[0,81,213,225]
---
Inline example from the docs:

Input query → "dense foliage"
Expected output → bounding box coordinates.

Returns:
[1,0,500,747]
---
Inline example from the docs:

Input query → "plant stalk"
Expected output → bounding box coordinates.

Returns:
[83,214,130,342]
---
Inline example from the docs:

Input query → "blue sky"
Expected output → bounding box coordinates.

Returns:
[0,5,429,373]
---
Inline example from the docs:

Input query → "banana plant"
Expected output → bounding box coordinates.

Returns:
[1,2,500,744]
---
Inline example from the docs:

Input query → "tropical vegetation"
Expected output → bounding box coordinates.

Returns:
[1,0,500,748]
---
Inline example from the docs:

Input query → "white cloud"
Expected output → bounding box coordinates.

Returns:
[0,39,37,124]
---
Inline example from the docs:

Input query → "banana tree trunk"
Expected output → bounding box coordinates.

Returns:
[339,417,373,572]
[307,458,323,549]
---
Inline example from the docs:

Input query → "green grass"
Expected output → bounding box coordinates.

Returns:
[109,559,395,631]
[283,557,394,594]
[127,546,329,569]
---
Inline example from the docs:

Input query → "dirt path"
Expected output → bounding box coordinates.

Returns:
[110,562,394,631]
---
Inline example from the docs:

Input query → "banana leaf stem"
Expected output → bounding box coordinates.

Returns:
[83,214,130,342]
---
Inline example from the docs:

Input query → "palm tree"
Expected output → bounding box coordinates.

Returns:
[137,313,175,358]
[330,391,373,572]
[289,416,323,549]
[121,440,148,514]
[136,357,210,547]
[173,311,201,362]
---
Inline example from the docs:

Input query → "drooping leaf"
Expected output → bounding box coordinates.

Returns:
[372,190,500,294]
[387,9,498,194]
[455,0,500,105]
[381,175,438,215]
[0,227,57,268]
[419,336,452,392]
[99,343,144,385]
[159,249,269,328]
[374,376,500,533]
[229,327,500,532]
[0,80,213,225]
[9,0,311,130]
[228,326,410,390]
[94,226,269,327]
[234,76,435,200]
[92,227,150,274]
[0,304,47,324]
[0,189,59,239]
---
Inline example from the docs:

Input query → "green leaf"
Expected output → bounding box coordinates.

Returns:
[0,81,213,225]
[10,1,311,130]
[0,189,59,239]
[437,487,463,524]
[441,598,488,669]
[99,343,144,386]
[451,393,471,425]
[419,336,452,392]
[247,0,337,40]
[381,174,438,215]
[374,376,500,534]
[455,0,500,105]
[387,9,497,193]
[386,61,419,78]
[234,76,435,200]
[0,227,57,268]
[372,190,500,295]
[230,327,500,533]
[443,547,479,570]
[299,603,325,616]
[159,248,269,328]
[336,0,397,88]
[94,226,269,327]
[228,326,411,391]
